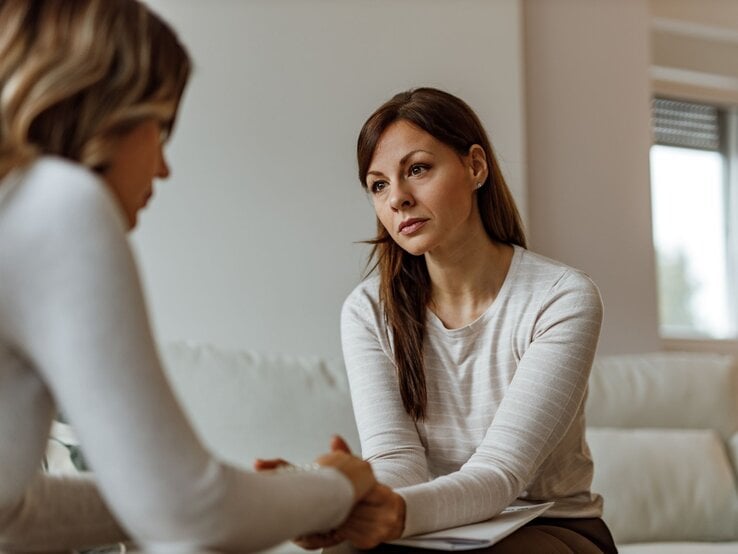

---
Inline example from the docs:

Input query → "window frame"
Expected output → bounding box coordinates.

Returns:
[651,96,733,340]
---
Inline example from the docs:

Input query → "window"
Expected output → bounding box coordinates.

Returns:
[650,98,735,339]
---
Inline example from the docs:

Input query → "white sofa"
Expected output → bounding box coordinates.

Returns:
[156,343,738,553]
[50,344,738,552]
[584,352,738,553]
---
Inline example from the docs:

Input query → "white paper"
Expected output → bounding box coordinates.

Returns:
[388,502,554,551]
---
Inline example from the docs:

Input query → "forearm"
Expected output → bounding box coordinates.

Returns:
[341,292,432,489]
[191,463,354,552]
[394,464,518,537]
[368,450,431,489]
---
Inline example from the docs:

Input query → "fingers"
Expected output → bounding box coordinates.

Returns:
[293,530,344,550]
[253,458,291,471]
[315,451,375,501]
[349,483,395,507]
[335,484,406,548]
[331,435,352,454]
[341,503,387,526]
[339,523,383,550]
[358,483,390,504]
[338,513,389,550]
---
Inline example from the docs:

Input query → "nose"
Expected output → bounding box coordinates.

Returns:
[389,183,414,211]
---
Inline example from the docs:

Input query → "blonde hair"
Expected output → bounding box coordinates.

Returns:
[0,0,191,179]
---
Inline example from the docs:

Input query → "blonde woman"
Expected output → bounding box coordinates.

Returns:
[0,1,374,552]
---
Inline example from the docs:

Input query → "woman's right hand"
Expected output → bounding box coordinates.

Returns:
[254,437,375,550]
[254,437,375,502]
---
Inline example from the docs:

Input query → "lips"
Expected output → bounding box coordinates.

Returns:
[398,218,429,235]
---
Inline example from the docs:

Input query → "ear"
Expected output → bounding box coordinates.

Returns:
[467,144,488,188]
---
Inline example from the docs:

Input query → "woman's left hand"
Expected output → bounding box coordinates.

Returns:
[336,483,406,549]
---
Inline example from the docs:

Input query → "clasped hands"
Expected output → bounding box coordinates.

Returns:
[254,436,405,550]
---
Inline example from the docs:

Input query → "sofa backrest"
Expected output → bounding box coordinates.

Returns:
[585,352,738,439]
[160,341,361,468]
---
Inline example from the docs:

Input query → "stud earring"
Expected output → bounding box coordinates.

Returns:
[475,182,483,189]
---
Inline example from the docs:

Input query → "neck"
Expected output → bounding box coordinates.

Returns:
[425,220,514,328]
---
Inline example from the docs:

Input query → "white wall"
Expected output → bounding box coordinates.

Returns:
[135,0,526,357]
[650,0,738,30]
[649,0,738,355]
[650,0,738,107]
[524,0,661,354]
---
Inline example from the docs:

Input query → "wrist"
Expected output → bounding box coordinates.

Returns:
[393,490,407,538]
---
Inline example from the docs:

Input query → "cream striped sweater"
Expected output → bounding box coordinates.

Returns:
[341,245,604,537]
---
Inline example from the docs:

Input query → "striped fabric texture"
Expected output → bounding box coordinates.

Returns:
[341,246,604,537]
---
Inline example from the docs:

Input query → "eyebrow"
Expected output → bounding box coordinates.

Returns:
[367,149,433,177]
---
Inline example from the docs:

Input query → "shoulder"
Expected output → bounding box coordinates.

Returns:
[0,158,137,334]
[515,247,600,297]
[513,247,602,319]
[341,274,384,328]
[342,274,381,313]
[521,251,603,333]
[0,156,130,281]
[1,156,126,240]
[25,155,100,185]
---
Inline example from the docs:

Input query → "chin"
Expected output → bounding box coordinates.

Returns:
[396,240,429,257]
[390,231,435,256]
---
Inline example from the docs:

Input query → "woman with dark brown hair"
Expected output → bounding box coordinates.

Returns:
[334,88,618,552]
[0,1,375,552]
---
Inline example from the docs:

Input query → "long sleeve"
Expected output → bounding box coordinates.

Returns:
[0,159,354,552]
[341,285,430,489]
[341,253,603,538]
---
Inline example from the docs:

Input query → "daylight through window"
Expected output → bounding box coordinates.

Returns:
[650,97,734,339]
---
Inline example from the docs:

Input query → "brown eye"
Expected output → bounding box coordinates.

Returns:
[370,180,388,194]
[409,164,428,176]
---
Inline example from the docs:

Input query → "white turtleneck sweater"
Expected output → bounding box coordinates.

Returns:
[0,157,353,553]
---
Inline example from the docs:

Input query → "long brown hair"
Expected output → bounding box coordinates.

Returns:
[0,0,191,179]
[357,88,526,421]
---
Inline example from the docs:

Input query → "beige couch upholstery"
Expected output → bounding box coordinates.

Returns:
[49,344,738,552]
[159,345,738,553]
[585,353,738,552]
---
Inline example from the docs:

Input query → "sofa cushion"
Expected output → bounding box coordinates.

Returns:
[160,341,361,468]
[586,353,738,439]
[618,544,738,553]
[45,421,84,473]
[587,428,738,544]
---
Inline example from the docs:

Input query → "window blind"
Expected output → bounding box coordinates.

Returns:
[652,98,721,150]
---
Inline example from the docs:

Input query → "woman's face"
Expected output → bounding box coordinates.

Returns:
[102,119,170,230]
[366,119,487,256]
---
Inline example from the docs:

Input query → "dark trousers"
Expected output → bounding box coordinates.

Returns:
[488,517,618,553]
[338,517,618,554]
